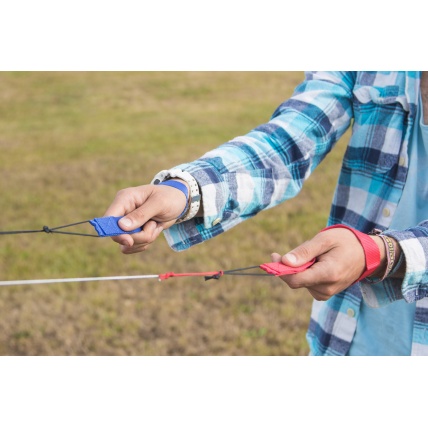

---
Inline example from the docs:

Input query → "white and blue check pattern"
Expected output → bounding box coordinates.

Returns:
[162,71,428,356]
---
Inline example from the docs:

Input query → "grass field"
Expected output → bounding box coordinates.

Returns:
[0,72,349,355]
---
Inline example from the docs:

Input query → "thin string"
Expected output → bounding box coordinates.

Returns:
[0,220,279,286]
[0,220,99,238]
[205,265,274,281]
[48,220,94,231]
[0,266,276,287]
[223,273,273,276]
[0,274,159,287]
[224,265,260,273]
[219,265,272,278]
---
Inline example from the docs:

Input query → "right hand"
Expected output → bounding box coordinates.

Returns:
[103,181,189,254]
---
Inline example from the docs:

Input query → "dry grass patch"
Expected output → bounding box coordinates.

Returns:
[0,72,348,355]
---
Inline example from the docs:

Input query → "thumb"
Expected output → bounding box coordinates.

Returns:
[118,201,161,232]
[282,237,325,267]
[118,216,136,231]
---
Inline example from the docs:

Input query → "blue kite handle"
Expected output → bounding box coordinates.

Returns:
[89,216,142,237]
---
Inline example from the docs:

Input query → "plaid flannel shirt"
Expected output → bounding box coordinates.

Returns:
[163,71,428,356]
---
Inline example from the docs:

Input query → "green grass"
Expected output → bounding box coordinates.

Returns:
[0,72,349,355]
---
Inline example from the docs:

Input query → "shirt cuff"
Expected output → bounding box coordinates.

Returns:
[161,160,238,251]
[360,227,428,307]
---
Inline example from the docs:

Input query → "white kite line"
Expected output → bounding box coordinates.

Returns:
[0,274,160,287]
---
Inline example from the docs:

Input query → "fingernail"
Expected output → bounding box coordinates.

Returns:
[120,218,132,228]
[285,253,297,264]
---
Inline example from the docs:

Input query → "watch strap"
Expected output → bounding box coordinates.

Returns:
[152,169,201,223]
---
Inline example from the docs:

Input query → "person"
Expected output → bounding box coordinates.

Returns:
[104,71,428,356]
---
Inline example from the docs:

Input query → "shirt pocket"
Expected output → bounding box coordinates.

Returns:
[344,84,409,174]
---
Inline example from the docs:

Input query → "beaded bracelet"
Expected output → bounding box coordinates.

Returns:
[364,233,396,284]
[388,250,405,277]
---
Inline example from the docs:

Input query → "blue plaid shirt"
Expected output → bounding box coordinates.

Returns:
[163,71,428,356]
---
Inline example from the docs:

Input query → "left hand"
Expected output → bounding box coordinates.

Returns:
[102,181,189,254]
[271,228,385,301]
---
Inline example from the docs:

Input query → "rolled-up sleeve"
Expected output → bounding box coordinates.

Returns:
[163,72,356,251]
[359,221,428,307]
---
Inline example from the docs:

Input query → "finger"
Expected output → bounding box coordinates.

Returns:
[111,220,162,249]
[104,187,147,218]
[104,186,170,232]
[271,253,282,262]
[111,219,174,251]
[278,258,331,289]
[117,220,164,254]
[111,233,135,247]
[275,261,330,300]
[121,242,150,254]
[123,220,162,246]
[118,196,168,232]
[282,234,330,267]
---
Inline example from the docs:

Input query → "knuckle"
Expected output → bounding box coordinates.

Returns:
[139,245,149,252]
[328,271,342,284]
[316,232,333,248]
[285,278,302,289]
[129,208,147,223]
[116,188,130,198]
[146,235,156,245]
[127,212,141,223]
[296,244,312,260]
[310,290,328,301]
[147,231,162,244]
[324,288,335,298]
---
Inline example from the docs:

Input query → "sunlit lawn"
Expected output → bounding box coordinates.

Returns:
[0,72,348,355]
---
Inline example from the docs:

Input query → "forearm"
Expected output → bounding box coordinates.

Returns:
[164,72,356,251]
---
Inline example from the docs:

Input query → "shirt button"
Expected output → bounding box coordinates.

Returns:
[382,207,390,217]
[347,308,355,318]
[212,218,221,226]
[398,156,406,166]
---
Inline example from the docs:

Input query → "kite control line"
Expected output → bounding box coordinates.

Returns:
[0,260,316,287]
[0,217,382,287]
[0,215,319,287]
[0,216,141,238]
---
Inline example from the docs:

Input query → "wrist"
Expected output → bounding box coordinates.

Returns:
[366,230,403,282]
[156,179,190,219]
[152,169,201,223]
[321,225,381,282]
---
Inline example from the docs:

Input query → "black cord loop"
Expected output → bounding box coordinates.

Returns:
[0,220,99,238]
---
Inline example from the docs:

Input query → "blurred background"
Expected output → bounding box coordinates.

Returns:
[0,71,349,355]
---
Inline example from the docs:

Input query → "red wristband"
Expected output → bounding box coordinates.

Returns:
[321,225,381,282]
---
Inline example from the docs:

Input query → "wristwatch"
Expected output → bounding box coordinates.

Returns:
[151,169,201,223]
